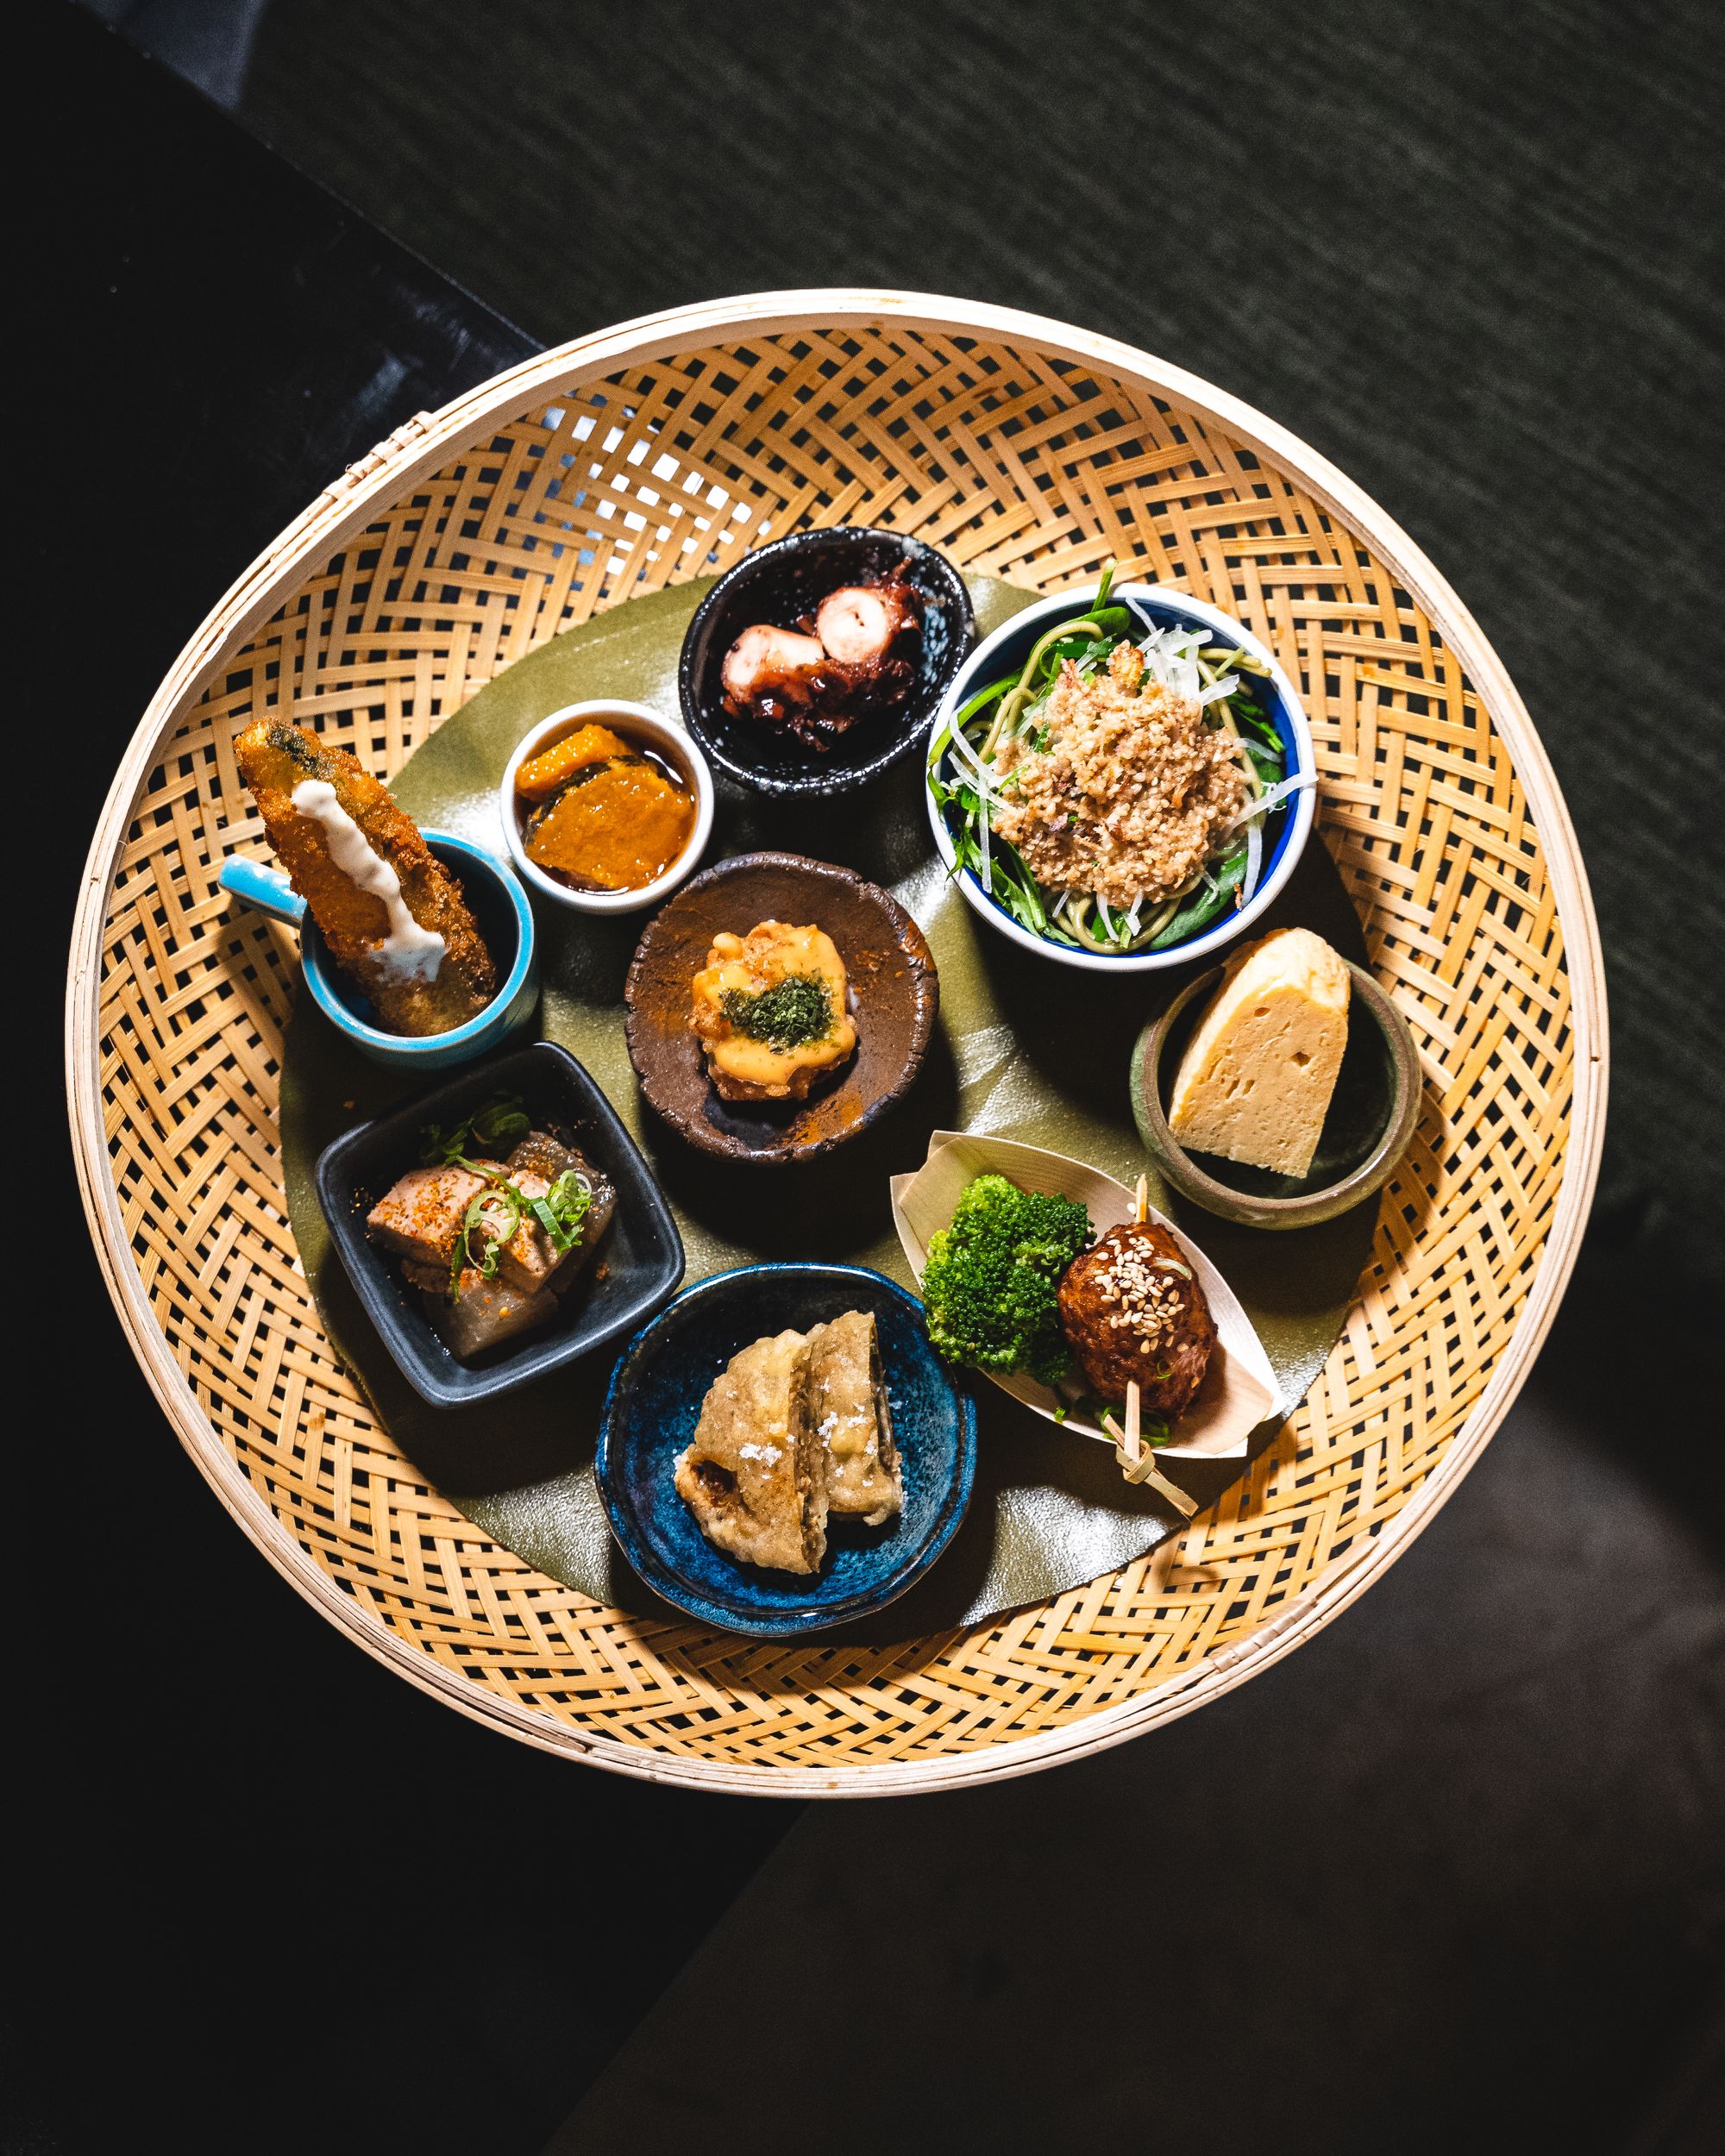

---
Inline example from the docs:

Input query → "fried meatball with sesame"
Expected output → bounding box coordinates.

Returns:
[1056,1219,1216,1415]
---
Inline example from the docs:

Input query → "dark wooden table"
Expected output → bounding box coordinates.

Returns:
[24,5,1722,2153]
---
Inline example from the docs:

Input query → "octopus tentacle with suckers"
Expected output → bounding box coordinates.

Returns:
[719,573,923,749]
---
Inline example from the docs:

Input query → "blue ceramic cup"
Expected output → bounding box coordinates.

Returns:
[219,831,539,1070]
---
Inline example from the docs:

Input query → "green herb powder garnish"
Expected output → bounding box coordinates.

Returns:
[719,974,833,1050]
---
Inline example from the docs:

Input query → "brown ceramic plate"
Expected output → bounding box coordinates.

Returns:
[623,851,938,1163]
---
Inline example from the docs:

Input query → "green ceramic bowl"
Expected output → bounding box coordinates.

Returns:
[1130,959,1422,1230]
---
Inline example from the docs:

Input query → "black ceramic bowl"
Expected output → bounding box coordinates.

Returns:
[677,526,975,797]
[315,1040,684,1408]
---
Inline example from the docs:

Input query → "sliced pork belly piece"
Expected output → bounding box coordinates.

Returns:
[366,1163,487,1269]
[498,1134,616,1293]
[369,1130,619,1363]
[491,1169,566,1294]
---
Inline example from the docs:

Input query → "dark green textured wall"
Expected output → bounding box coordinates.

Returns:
[236,0,1725,1283]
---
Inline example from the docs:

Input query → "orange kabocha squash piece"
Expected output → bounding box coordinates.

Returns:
[515,724,630,800]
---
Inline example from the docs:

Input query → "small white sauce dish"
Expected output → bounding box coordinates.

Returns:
[499,699,714,916]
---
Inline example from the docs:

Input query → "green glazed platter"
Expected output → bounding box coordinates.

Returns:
[279,575,1377,1639]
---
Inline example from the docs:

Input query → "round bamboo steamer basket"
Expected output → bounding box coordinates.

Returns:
[66,292,1606,1796]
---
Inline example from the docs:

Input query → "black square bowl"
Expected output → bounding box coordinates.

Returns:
[314,1040,684,1409]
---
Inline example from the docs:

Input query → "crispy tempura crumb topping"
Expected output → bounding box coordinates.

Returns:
[989,642,1248,909]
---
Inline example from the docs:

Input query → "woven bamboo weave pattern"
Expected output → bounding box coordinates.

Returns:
[85,309,1592,1789]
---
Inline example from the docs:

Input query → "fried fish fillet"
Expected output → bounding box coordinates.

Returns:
[234,719,495,1036]
[674,1329,827,1574]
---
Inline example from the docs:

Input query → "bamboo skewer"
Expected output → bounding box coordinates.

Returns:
[1121,1173,1156,1457]
[1101,1169,1198,1514]
[1101,1401,1197,1512]
[1125,1173,1147,1464]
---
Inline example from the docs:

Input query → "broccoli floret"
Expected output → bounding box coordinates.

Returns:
[920,1172,1092,1385]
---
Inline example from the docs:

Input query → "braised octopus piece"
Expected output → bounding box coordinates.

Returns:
[717,571,924,749]
[814,580,919,667]
[1057,1219,1216,1417]
[719,624,829,719]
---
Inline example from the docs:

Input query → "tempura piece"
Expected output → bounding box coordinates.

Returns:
[807,1310,902,1526]
[674,1330,827,1574]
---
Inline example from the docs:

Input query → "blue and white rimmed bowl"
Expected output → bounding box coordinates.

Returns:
[925,581,1316,974]
[218,830,539,1069]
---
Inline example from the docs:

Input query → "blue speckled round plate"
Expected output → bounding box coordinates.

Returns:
[597,1264,976,1636]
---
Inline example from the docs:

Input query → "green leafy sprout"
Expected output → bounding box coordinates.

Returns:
[448,1181,522,1300]
[420,1093,530,1167]
[527,1169,593,1256]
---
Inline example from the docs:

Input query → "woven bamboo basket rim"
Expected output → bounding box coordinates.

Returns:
[66,291,1606,1796]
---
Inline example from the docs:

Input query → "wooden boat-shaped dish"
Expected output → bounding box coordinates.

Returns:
[890,1131,1281,1465]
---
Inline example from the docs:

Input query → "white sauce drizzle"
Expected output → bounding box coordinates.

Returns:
[290,780,446,982]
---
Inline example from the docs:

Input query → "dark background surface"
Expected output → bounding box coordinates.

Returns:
[16,3,1723,2152]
